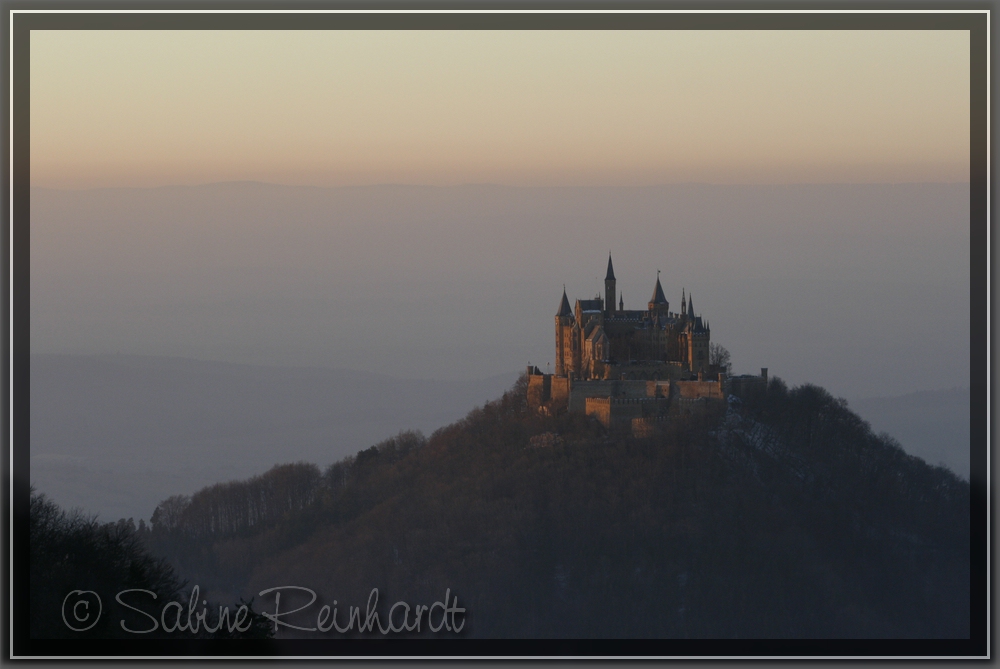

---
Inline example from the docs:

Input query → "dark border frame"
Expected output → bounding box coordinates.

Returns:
[5,6,990,659]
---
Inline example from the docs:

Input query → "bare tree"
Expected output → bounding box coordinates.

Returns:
[150,494,190,532]
[709,342,732,374]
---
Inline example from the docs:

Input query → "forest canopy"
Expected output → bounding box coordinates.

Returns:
[99,377,970,638]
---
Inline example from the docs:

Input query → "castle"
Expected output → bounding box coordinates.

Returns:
[527,254,767,432]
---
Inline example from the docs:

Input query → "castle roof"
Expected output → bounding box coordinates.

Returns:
[583,320,600,338]
[650,276,668,305]
[606,254,616,281]
[577,299,602,313]
[587,325,607,343]
[556,288,572,317]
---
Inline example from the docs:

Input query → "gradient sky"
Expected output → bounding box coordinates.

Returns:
[31,30,969,189]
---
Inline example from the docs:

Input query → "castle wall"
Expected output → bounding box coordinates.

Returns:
[585,397,612,427]
[550,376,571,408]
[568,379,653,412]
[527,372,572,412]
[675,379,725,400]
[585,396,666,427]
[608,361,685,381]
[527,373,551,408]
[727,368,769,399]
[646,380,671,399]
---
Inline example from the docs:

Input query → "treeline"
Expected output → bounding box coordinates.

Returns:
[139,376,969,638]
[150,462,323,537]
[148,430,428,540]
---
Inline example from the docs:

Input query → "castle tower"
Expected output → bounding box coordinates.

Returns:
[689,329,710,374]
[554,287,573,376]
[648,271,669,314]
[686,300,711,374]
[604,254,617,317]
[681,288,686,317]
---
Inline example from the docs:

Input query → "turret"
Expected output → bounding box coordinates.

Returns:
[604,253,617,317]
[554,286,574,376]
[681,288,686,317]
[556,286,572,319]
[684,294,710,374]
[648,271,669,314]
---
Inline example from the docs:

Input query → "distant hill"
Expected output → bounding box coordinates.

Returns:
[850,388,970,480]
[29,353,518,521]
[142,377,969,639]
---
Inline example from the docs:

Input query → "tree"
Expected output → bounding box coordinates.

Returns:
[150,494,190,533]
[709,342,732,374]
[30,489,275,639]
[30,490,182,638]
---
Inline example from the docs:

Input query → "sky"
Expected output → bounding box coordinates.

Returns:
[28,28,971,396]
[31,30,969,189]
[27,28,972,517]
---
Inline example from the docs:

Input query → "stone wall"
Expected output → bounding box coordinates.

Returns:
[585,396,668,427]
[527,371,572,412]
[585,397,613,427]
[727,368,769,399]
[568,379,653,412]
[550,376,571,409]
[675,379,725,400]
[605,360,685,381]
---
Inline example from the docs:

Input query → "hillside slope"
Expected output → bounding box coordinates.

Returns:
[145,377,970,639]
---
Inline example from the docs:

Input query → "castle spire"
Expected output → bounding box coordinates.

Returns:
[650,273,667,305]
[619,293,624,311]
[604,254,617,316]
[648,271,668,313]
[681,287,686,315]
[556,286,572,317]
[688,293,694,316]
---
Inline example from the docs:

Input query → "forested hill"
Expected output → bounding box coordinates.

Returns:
[142,377,970,639]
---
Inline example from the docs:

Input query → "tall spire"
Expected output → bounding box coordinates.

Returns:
[556,285,572,317]
[681,288,686,315]
[688,293,694,316]
[649,272,667,306]
[604,254,617,316]
[619,293,624,311]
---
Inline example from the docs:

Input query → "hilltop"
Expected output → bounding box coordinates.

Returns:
[140,375,969,639]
